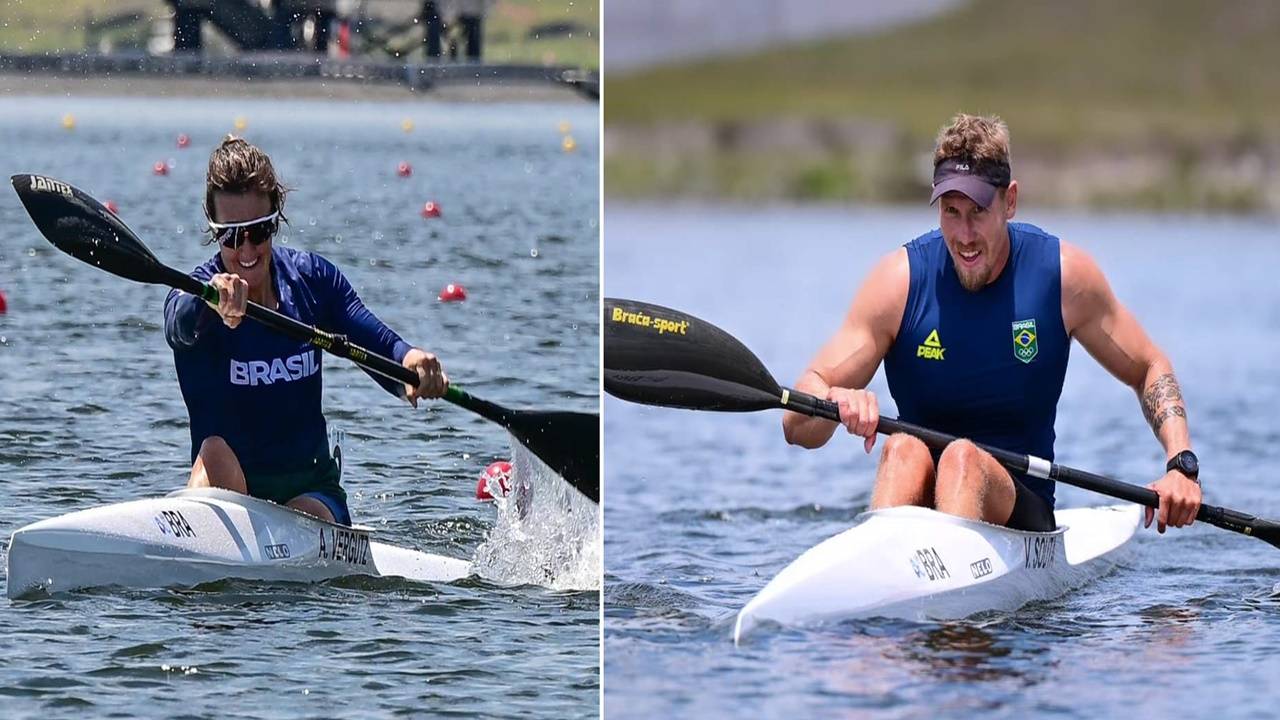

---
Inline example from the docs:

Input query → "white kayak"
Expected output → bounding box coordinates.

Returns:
[734,503,1140,643]
[6,487,472,598]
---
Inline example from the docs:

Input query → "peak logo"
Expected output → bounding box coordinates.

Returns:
[230,350,318,386]
[916,329,945,361]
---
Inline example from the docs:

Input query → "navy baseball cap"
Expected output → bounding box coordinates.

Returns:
[929,157,1011,208]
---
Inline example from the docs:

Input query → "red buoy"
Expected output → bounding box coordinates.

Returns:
[0,288,7,314]
[420,201,441,218]
[476,461,512,500]
[104,200,119,214]
[338,21,351,58]
[438,283,467,302]
[397,161,412,177]
[153,161,169,176]
[177,133,191,149]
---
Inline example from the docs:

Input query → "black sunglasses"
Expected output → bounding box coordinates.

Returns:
[208,211,280,249]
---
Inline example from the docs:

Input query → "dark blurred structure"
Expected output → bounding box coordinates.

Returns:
[165,0,491,60]
[422,1,490,60]
[167,0,333,52]
[2,0,596,100]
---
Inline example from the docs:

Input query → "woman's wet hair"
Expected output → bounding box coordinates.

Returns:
[203,135,290,243]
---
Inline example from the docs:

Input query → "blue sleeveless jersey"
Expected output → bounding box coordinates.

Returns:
[882,223,1069,505]
[163,246,411,474]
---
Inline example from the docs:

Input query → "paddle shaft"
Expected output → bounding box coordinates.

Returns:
[157,239,598,501]
[10,173,598,502]
[166,260,599,500]
[782,387,1265,539]
[189,274,605,502]
[200,283,411,383]
[191,277,597,501]
[186,280,493,419]
[604,297,1277,545]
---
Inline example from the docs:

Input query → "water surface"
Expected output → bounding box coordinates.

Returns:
[0,95,599,719]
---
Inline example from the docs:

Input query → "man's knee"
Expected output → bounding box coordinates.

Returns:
[937,438,981,470]
[936,438,1011,496]
[871,433,935,508]
[880,433,930,465]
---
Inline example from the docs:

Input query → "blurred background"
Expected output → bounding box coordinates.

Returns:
[0,0,598,99]
[606,0,1279,212]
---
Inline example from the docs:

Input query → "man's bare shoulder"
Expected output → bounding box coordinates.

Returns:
[1059,240,1113,331]
[862,246,910,296]
[850,247,910,336]
[1059,240,1108,292]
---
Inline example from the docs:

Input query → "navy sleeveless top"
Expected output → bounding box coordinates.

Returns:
[882,223,1069,506]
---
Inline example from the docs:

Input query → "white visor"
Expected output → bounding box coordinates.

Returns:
[207,210,280,230]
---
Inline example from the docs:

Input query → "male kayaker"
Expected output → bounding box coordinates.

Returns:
[164,136,447,525]
[782,113,1201,533]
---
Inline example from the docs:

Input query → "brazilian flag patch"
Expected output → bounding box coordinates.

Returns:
[1012,319,1038,363]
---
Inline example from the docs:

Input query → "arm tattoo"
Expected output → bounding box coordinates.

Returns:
[1141,373,1187,433]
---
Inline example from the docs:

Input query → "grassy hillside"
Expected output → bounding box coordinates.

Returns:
[607,0,1280,146]
[486,0,598,69]
[0,0,163,52]
[605,0,1280,209]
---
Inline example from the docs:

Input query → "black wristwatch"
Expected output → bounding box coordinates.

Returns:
[1166,450,1200,485]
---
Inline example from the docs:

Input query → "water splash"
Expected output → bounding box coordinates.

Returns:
[472,438,600,591]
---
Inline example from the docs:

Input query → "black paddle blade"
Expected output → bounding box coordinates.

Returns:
[10,174,201,294]
[445,387,598,503]
[505,409,599,504]
[604,298,784,411]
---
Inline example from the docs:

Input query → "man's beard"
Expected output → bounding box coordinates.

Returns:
[954,261,991,292]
